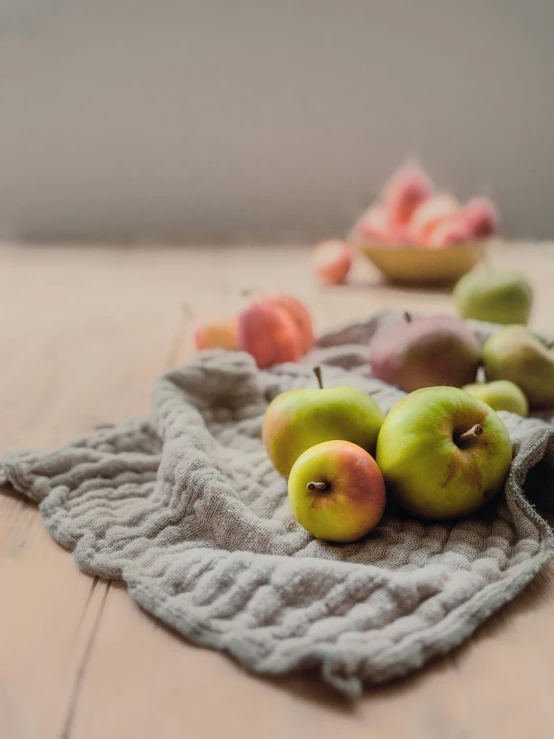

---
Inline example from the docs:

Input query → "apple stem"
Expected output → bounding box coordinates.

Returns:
[404,311,412,323]
[307,481,329,492]
[313,366,324,389]
[458,424,484,442]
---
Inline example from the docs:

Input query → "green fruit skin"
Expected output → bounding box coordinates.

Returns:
[376,387,512,520]
[463,380,528,416]
[263,387,384,478]
[482,326,554,408]
[454,269,533,325]
[288,440,386,542]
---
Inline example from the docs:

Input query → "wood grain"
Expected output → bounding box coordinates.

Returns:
[1,242,553,739]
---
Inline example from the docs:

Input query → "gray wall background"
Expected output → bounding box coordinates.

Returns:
[0,1,553,243]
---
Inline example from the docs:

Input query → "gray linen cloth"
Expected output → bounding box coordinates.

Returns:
[1,311,553,696]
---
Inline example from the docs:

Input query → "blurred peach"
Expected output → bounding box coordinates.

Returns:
[267,293,314,354]
[463,197,499,239]
[409,194,459,245]
[426,216,470,249]
[312,240,353,285]
[383,164,433,223]
[195,317,238,351]
[351,205,391,242]
[238,299,302,368]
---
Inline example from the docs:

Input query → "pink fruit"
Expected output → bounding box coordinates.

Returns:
[383,164,433,224]
[426,215,470,249]
[352,205,391,241]
[267,293,314,354]
[238,299,302,368]
[409,194,460,245]
[463,197,499,239]
[195,317,239,351]
[312,240,353,285]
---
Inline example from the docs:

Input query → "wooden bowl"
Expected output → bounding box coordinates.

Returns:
[357,240,487,286]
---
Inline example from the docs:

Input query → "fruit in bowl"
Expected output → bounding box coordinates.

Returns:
[348,162,498,285]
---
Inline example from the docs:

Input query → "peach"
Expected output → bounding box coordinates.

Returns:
[463,197,499,239]
[351,205,392,242]
[267,293,314,354]
[426,215,470,249]
[194,317,239,351]
[238,299,302,368]
[409,194,460,245]
[312,240,353,285]
[383,164,433,224]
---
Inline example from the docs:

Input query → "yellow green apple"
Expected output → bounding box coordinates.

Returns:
[288,440,386,542]
[263,368,384,478]
[482,325,554,408]
[454,268,533,325]
[463,380,528,416]
[376,386,512,520]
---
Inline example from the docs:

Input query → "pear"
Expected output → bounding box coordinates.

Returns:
[369,313,480,392]
[482,326,554,409]
[463,380,528,416]
[454,268,533,325]
[263,367,384,478]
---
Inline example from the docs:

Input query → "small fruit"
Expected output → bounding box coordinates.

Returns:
[482,325,554,408]
[369,313,480,392]
[463,197,499,239]
[267,293,314,354]
[238,299,302,369]
[426,215,470,249]
[313,240,353,285]
[263,367,384,478]
[288,440,386,542]
[383,164,433,224]
[463,380,528,416]
[454,268,533,325]
[409,194,459,245]
[376,386,512,520]
[194,317,239,351]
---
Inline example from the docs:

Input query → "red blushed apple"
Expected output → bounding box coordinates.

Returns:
[312,241,353,285]
[266,293,314,354]
[369,314,480,392]
[288,440,386,543]
[238,299,302,368]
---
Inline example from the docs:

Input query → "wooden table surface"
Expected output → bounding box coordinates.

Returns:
[2,242,554,739]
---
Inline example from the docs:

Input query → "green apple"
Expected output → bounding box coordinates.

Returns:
[263,367,384,478]
[376,386,512,520]
[482,325,554,408]
[288,440,386,542]
[454,268,533,325]
[463,380,528,416]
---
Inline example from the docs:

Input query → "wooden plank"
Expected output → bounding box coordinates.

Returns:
[0,245,182,738]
